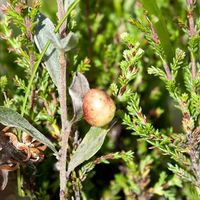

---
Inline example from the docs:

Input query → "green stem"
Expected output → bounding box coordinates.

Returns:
[191,51,196,79]
[21,41,50,118]
[17,168,25,197]
[141,0,174,63]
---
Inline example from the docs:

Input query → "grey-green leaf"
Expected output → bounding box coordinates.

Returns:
[60,32,79,52]
[34,13,61,87]
[67,127,109,176]
[34,13,79,87]
[69,72,90,122]
[0,107,57,154]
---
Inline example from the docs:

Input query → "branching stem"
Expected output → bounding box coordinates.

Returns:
[186,0,196,38]
[163,61,172,80]
[149,22,172,80]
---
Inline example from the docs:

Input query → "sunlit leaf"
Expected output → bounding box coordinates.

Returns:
[67,127,109,175]
[34,13,61,87]
[0,107,57,154]
[34,13,78,87]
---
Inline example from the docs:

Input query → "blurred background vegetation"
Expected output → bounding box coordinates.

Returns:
[0,0,200,199]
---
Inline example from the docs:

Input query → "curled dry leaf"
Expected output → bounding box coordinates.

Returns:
[0,127,48,190]
[0,129,25,190]
[69,72,90,123]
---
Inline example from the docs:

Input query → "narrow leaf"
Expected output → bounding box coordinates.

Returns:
[34,13,79,87]
[67,127,109,175]
[142,0,174,63]
[69,72,90,122]
[0,107,57,154]
[34,13,61,87]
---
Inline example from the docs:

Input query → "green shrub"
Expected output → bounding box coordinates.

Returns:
[0,0,200,199]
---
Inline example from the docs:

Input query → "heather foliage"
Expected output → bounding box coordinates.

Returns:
[0,0,200,199]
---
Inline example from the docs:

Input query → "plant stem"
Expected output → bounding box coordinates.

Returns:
[55,0,80,33]
[59,123,72,200]
[56,1,68,199]
[21,41,50,118]
[186,0,196,79]
[3,92,9,107]
[150,23,159,44]
[17,168,21,196]
[191,51,196,79]
[186,0,196,38]
[56,1,80,199]
[57,50,69,198]
[188,127,200,188]
[29,52,35,111]
[148,22,172,80]
[17,168,24,197]
[59,50,67,127]
[163,61,172,80]
[190,147,200,188]
[56,0,66,38]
